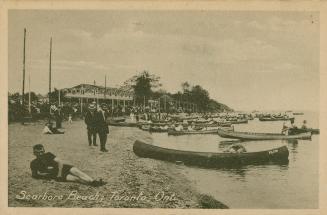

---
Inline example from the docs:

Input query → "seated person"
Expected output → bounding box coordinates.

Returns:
[227,144,247,153]
[187,125,194,131]
[281,122,289,135]
[43,122,64,134]
[301,120,308,129]
[30,144,105,187]
[175,124,183,131]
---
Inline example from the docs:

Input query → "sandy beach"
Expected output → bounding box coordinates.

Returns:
[8,119,227,208]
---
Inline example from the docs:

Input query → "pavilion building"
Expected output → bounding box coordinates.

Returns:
[61,84,134,109]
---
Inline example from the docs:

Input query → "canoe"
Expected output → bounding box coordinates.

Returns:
[150,127,169,133]
[217,129,312,140]
[168,129,219,136]
[289,128,319,135]
[259,117,294,121]
[108,122,139,127]
[168,127,234,136]
[227,119,248,124]
[111,117,126,123]
[133,140,289,168]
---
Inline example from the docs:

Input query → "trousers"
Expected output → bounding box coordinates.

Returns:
[98,132,107,150]
[87,129,97,146]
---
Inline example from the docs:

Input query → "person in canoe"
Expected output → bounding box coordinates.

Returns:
[175,123,184,131]
[281,122,289,135]
[226,144,247,153]
[30,144,106,187]
[301,120,308,129]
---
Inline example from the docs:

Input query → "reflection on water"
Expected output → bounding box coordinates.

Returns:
[147,112,318,208]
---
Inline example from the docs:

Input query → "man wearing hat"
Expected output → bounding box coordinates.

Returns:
[96,103,109,152]
[84,103,98,146]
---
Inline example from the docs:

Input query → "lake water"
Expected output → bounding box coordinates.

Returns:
[150,111,319,208]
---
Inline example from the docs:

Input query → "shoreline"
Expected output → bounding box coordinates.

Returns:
[8,120,228,208]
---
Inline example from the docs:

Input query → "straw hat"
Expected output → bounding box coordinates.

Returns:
[88,103,96,110]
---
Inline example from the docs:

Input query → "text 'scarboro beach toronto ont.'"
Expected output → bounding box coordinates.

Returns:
[7,9,321,209]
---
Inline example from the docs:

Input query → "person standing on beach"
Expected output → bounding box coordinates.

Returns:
[84,103,98,147]
[96,103,109,152]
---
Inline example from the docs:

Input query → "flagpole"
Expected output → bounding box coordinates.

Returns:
[48,37,52,123]
[22,28,26,120]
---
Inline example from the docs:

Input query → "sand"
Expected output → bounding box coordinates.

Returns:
[8,119,228,208]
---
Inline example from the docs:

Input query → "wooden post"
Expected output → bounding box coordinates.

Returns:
[58,89,61,107]
[104,75,107,100]
[48,37,52,123]
[22,28,26,119]
[28,74,31,114]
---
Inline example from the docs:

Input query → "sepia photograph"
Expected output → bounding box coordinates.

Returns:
[2,1,326,212]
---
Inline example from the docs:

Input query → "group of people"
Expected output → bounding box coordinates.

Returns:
[281,120,308,135]
[84,102,110,152]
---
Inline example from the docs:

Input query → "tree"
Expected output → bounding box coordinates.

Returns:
[48,88,67,105]
[123,71,161,105]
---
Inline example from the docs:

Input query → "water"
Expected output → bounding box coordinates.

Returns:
[149,111,319,208]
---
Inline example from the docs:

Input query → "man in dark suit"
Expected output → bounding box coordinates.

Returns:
[84,103,98,146]
[96,103,109,152]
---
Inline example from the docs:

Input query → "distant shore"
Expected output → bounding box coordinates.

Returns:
[8,120,228,208]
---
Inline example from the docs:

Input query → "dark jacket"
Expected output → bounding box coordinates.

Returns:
[96,110,109,134]
[84,110,97,130]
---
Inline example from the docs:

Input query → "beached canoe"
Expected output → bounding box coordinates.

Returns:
[217,129,312,140]
[108,122,139,127]
[133,140,289,168]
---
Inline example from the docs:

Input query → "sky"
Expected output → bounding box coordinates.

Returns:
[8,10,320,111]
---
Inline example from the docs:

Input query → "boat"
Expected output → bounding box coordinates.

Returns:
[133,140,289,168]
[168,127,233,136]
[289,128,319,135]
[259,117,294,122]
[217,129,312,140]
[293,112,304,115]
[110,117,126,123]
[227,119,248,124]
[108,121,139,127]
[168,129,219,136]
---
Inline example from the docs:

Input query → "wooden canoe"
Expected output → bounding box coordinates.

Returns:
[133,140,289,168]
[168,129,218,136]
[259,117,294,121]
[217,129,312,140]
[168,127,233,136]
[108,122,139,127]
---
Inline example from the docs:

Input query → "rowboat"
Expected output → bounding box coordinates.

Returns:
[293,112,304,115]
[217,129,312,140]
[133,140,289,168]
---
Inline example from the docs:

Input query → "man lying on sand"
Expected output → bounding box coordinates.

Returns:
[30,144,106,187]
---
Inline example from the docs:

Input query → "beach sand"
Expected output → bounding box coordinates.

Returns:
[8,119,227,208]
